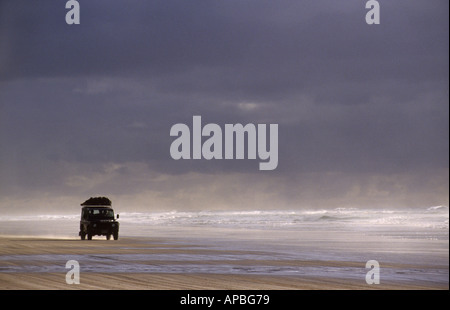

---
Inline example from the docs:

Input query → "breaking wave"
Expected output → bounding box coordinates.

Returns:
[0,206,447,239]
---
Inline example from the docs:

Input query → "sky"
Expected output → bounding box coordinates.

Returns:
[0,0,448,214]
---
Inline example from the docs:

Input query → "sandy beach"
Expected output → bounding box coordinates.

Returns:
[0,236,446,290]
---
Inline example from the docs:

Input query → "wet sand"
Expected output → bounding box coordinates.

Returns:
[0,236,447,290]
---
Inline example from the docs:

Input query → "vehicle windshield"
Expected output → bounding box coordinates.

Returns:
[85,208,114,220]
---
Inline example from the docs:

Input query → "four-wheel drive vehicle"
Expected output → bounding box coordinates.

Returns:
[79,206,119,240]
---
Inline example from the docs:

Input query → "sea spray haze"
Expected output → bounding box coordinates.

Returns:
[0,207,447,243]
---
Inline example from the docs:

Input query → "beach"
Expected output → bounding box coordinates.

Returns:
[0,236,447,290]
[0,208,448,290]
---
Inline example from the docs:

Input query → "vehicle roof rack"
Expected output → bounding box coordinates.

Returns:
[81,196,112,206]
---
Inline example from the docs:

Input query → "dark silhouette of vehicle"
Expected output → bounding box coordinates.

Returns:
[79,197,119,240]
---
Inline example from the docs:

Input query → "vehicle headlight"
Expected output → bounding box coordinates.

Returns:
[112,224,116,227]
[93,224,97,228]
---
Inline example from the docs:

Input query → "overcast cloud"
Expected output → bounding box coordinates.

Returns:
[0,0,448,213]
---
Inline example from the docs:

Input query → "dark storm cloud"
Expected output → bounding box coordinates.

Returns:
[1,1,447,103]
[0,0,448,210]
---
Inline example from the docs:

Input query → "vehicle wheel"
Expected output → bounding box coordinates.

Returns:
[106,234,111,240]
[80,232,86,240]
[87,234,92,240]
[113,232,119,240]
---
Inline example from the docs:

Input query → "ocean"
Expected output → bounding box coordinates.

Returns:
[0,206,448,286]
